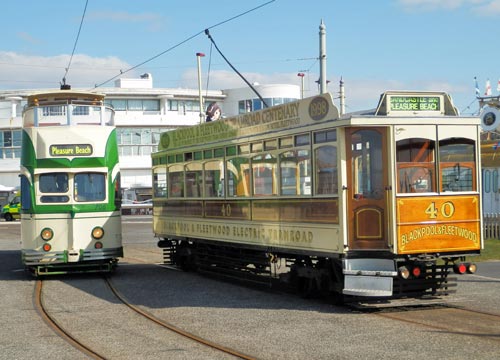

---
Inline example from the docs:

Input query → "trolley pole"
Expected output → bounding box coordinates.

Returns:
[297,73,305,99]
[319,20,327,94]
[196,52,205,123]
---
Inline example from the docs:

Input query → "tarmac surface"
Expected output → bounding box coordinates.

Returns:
[1,215,499,359]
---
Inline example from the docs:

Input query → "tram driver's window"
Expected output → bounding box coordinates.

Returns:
[315,146,338,195]
[74,173,105,202]
[439,138,475,192]
[39,173,70,203]
[396,138,435,193]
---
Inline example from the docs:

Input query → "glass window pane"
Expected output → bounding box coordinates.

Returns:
[253,154,277,196]
[74,173,106,202]
[204,160,224,197]
[39,173,68,193]
[396,138,435,193]
[127,100,143,111]
[280,150,311,196]
[13,131,22,146]
[111,100,127,111]
[439,138,475,192]
[168,165,184,198]
[226,157,250,197]
[315,146,338,195]
[153,167,167,198]
[143,100,160,111]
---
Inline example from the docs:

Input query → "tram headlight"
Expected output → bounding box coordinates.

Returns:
[40,228,54,241]
[467,263,477,274]
[91,226,105,240]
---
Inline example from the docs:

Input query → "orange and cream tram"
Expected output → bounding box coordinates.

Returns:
[152,90,481,304]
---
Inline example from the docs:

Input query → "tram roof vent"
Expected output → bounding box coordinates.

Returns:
[374,91,459,117]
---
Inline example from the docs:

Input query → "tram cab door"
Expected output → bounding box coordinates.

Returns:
[345,127,391,251]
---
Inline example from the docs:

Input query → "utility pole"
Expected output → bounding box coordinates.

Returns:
[319,20,327,94]
[196,52,205,123]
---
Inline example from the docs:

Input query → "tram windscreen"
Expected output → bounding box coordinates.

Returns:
[74,173,106,202]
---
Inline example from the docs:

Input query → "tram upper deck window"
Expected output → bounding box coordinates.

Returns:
[315,145,338,195]
[439,138,475,192]
[74,173,106,202]
[39,173,69,203]
[396,138,436,193]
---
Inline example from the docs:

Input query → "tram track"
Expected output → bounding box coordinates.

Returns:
[34,280,107,360]
[34,277,256,360]
[372,305,500,343]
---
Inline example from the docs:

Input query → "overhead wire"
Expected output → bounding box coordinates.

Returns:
[62,0,89,87]
[93,0,276,89]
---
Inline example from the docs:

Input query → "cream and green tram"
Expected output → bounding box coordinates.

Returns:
[20,90,123,276]
[152,91,482,304]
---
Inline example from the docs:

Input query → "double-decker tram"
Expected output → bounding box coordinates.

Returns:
[20,90,123,276]
[152,90,482,304]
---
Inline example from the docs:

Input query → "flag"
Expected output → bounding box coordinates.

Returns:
[497,79,500,93]
[485,79,492,96]
[475,77,480,97]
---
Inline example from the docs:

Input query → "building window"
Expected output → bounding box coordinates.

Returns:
[0,130,22,159]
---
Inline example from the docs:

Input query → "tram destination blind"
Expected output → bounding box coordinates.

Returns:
[389,95,441,112]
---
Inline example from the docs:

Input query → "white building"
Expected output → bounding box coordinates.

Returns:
[0,74,299,191]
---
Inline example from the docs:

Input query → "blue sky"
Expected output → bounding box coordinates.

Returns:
[1,0,499,113]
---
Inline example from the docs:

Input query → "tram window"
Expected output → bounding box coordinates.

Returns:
[253,154,277,196]
[226,157,250,197]
[396,138,435,193]
[20,175,31,210]
[251,142,263,153]
[279,137,293,148]
[494,170,499,193]
[264,139,277,151]
[439,138,475,192]
[74,173,105,202]
[153,167,167,198]
[483,169,491,193]
[315,146,338,195]
[39,173,69,193]
[238,144,250,154]
[280,150,311,195]
[295,134,310,146]
[204,160,224,197]
[185,164,202,198]
[168,165,184,198]
[314,130,336,144]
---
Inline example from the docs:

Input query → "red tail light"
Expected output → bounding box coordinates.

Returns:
[412,266,422,278]
[454,263,467,274]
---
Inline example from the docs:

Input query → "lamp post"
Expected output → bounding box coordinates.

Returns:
[196,52,205,123]
[297,73,305,99]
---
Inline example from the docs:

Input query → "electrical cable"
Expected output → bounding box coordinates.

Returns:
[93,0,275,89]
[62,0,89,87]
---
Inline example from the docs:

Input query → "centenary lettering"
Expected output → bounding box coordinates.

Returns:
[167,101,301,149]
[400,224,479,246]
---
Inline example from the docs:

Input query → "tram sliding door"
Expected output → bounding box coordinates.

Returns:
[346,127,390,250]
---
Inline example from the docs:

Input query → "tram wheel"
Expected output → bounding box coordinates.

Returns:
[4,213,13,221]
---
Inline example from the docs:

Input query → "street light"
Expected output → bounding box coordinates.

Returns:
[196,52,205,123]
[297,73,306,99]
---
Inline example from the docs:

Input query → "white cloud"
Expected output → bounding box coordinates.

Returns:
[397,0,500,14]
[0,52,133,90]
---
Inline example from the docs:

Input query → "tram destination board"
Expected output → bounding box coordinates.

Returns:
[389,95,441,112]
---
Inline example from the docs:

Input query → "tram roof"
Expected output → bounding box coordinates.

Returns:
[26,90,105,107]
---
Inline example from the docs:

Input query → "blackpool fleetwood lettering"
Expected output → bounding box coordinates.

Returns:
[162,220,313,245]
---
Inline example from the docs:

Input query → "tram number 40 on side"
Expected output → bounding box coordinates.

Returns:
[424,201,455,219]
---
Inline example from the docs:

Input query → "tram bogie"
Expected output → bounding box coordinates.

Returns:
[153,90,482,304]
